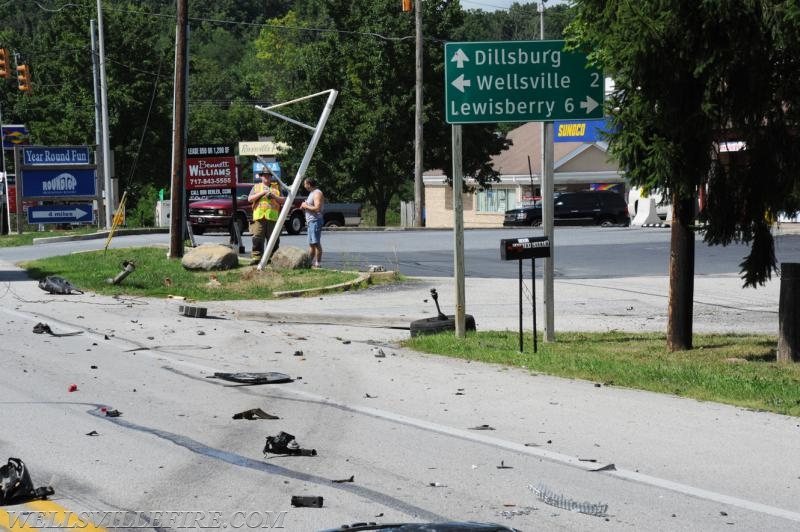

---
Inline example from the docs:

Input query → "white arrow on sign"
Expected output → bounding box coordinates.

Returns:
[451,74,471,93]
[450,48,469,69]
[579,95,599,114]
[30,208,89,220]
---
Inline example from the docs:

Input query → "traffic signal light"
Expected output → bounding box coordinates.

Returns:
[0,48,9,79]
[402,0,412,12]
[17,64,31,92]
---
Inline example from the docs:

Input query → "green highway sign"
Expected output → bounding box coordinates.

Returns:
[444,40,604,124]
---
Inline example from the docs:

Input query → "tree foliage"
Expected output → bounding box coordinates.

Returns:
[251,0,510,224]
[1,0,568,220]
[567,1,800,287]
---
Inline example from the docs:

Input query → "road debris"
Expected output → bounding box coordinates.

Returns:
[32,322,82,337]
[0,458,55,504]
[207,372,293,385]
[67,384,78,392]
[372,347,386,358]
[263,432,317,457]
[590,463,616,472]
[85,431,99,436]
[331,475,354,484]
[101,408,121,417]
[428,482,447,488]
[37,276,83,295]
[107,260,135,285]
[497,461,513,469]
[500,507,534,519]
[530,484,608,517]
[232,408,279,420]
[290,496,323,508]
[178,305,207,318]
[469,424,495,431]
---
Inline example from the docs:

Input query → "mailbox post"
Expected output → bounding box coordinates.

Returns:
[501,236,551,353]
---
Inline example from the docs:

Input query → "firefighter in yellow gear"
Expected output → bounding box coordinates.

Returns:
[248,169,285,265]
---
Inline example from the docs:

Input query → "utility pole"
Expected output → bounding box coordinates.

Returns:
[96,0,113,229]
[413,0,425,227]
[539,0,555,342]
[168,0,188,258]
[90,19,106,228]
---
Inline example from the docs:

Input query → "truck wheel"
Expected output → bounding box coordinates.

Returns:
[410,314,476,337]
[287,213,305,235]
[235,214,248,236]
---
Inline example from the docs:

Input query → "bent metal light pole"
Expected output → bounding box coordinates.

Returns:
[254,89,338,271]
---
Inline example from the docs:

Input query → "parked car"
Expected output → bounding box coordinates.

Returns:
[188,184,362,235]
[503,191,631,227]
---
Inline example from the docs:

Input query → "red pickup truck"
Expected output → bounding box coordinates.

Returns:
[188,184,361,235]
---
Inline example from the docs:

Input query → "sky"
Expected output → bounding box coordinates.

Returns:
[460,0,568,12]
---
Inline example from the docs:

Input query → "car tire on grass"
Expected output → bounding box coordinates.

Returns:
[410,314,476,337]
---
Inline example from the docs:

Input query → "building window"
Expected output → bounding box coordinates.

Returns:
[477,188,516,212]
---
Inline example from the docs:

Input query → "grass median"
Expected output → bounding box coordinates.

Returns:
[404,330,800,416]
[20,246,371,300]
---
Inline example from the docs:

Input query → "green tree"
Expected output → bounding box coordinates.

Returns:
[252,0,509,225]
[568,1,800,350]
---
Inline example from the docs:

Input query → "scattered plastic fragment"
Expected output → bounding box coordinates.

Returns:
[291,496,323,508]
[208,372,293,385]
[331,475,354,484]
[38,276,83,295]
[103,409,121,418]
[232,408,279,420]
[67,384,78,392]
[0,458,55,504]
[469,424,495,430]
[33,323,82,337]
[293,350,304,357]
[263,432,316,457]
[590,463,616,472]
[530,484,608,517]
[85,431,99,436]
[428,482,447,487]
[372,347,386,358]
[500,507,533,519]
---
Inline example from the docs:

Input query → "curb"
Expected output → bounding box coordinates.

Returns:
[273,272,373,298]
[32,228,169,244]
[272,270,398,298]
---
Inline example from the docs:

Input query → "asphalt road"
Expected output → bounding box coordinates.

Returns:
[7,225,800,279]
[2,227,800,531]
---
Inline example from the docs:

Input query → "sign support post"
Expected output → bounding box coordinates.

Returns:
[501,237,550,353]
[446,40,602,343]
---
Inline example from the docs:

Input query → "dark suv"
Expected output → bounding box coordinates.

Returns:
[503,191,630,227]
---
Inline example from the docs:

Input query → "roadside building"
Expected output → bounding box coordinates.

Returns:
[422,121,626,228]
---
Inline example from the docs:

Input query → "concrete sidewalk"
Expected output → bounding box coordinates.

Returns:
[226,273,780,337]
[1,254,779,337]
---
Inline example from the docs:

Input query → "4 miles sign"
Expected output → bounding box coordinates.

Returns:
[444,40,604,124]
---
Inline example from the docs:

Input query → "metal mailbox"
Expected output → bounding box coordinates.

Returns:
[500,236,551,261]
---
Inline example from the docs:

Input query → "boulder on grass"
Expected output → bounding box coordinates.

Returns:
[269,246,311,270]
[182,244,239,271]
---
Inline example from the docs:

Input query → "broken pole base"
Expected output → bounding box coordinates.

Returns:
[778,262,800,362]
